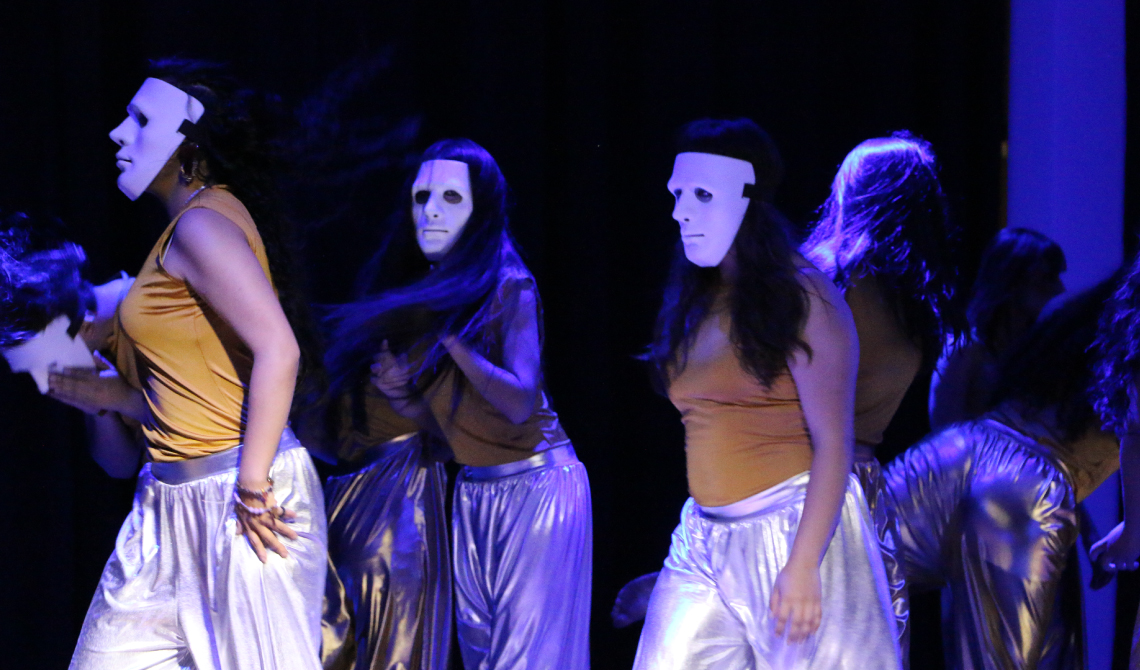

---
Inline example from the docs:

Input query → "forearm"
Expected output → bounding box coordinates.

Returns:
[238,344,299,485]
[115,387,149,423]
[1121,434,1140,540]
[446,340,535,423]
[86,412,143,478]
[388,395,440,432]
[789,439,852,567]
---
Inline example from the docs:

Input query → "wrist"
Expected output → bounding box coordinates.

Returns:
[785,550,821,571]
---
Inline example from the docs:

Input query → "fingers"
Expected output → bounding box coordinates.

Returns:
[770,588,788,636]
[242,518,269,563]
[272,511,299,541]
[1090,539,1106,561]
[255,520,290,559]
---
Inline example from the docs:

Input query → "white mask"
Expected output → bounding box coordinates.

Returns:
[667,152,756,267]
[411,159,474,261]
[2,315,95,393]
[109,78,206,201]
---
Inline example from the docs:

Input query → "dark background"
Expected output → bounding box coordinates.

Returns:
[1,0,1119,668]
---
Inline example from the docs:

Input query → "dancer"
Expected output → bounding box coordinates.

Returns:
[633,118,899,669]
[886,280,1119,670]
[802,132,964,658]
[50,59,327,670]
[929,227,1065,428]
[308,311,450,670]
[325,138,592,670]
[612,136,964,659]
[1089,255,1140,668]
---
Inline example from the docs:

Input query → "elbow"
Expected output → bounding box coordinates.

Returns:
[257,333,301,379]
[505,392,538,425]
[94,450,140,479]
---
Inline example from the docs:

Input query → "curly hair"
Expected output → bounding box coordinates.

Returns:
[0,212,93,348]
[646,118,808,389]
[803,131,966,361]
[323,138,531,399]
[1092,255,1140,433]
[147,58,322,397]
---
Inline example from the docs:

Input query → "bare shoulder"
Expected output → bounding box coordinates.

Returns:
[793,255,847,310]
[170,207,249,258]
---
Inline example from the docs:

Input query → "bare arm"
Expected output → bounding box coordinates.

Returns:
[371,342,442,434]
[929,340,973,430]
[442,286,541,424]
[772,267,859,641]
[86,411,143,478]
[164,207,300,561]
[1092,381,1140,570]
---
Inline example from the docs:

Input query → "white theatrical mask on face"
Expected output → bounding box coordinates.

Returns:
[667,152,756,267]
[109,78,206,201]
[412,159,474,262]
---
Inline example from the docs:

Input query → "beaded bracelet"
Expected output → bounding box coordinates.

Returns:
[232,490,272,516]
[235,476,274,502]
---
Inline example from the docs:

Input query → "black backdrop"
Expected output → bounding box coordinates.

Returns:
[0,1,1011,668]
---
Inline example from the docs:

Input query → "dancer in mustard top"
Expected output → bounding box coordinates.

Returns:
[49,59,327,670]
[633,118,899,669]
[324,138,591,670]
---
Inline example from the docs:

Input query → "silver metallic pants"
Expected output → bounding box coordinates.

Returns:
[854,458,911,665]
[884,419,1078,670]
[634,472,901,670]
[70,429,328,670]
[453,445,593,670]
[321,433,451,670]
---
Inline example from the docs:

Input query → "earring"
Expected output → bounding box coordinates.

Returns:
[179,158,198,185]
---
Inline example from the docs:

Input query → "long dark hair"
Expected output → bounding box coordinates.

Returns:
[803,131,965,361]
[324,138,527,397]
[969,227,1066,353]
[1092,255,1140,433]
[646,118,808,389]
[0,212,92,348]
[991,276,1117,442]
[147,58,321,396]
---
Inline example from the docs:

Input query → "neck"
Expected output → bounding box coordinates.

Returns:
[718,246,740,284]
[148,172,209,219]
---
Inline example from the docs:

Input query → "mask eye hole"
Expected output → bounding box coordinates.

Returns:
[134,111,148,128]
[413,190,429,205]
[672,188,682,201]
[442,190,463,204]
[695,188,712,203]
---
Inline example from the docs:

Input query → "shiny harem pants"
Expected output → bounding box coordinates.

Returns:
[884,419,1078,670]
[633,471,901,670]
[854,458,911,665]
[453,445,592,670]
[70,428,328,670]
[321,433,451,670]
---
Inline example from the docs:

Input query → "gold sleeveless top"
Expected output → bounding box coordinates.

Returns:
[334,384,421,463]
[424,268,571,467]
[113,187,274,462]
[668,293,814,506]
[847,279,923,449]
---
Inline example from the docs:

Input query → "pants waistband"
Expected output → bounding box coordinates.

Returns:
[150,427,303,485]
[461,444,578,481]
[698,470,825,520]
